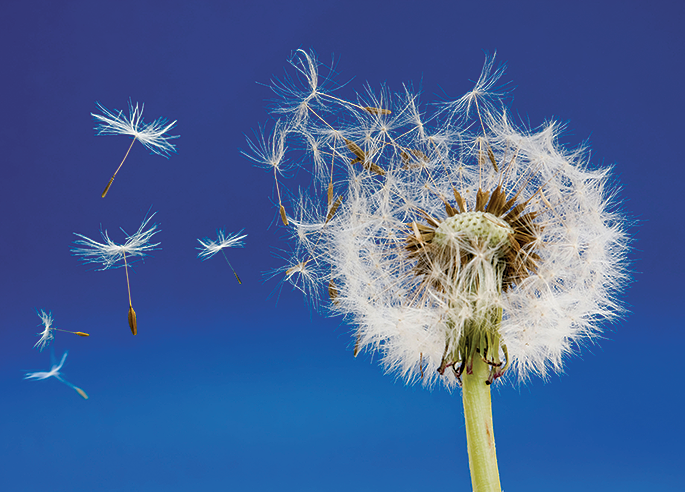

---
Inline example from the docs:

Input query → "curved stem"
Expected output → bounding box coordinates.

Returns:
[462,354,502,492]
[221,249,242,284]
[102,136,137,197]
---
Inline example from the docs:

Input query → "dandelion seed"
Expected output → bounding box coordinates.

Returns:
[72,212,160,335]
[243,121,290,225]
[197,229,247,284]
[25,351,89,399]
[279,205,289,226]
[265,253,322,309]
[364,106,392,115]
[128,305,137,336]
[33,309,55,351]
[32,309,90,351]
[252,51,630,491]
[92,100,179,197]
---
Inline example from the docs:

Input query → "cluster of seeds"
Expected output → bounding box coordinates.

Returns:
[252,50,628,388]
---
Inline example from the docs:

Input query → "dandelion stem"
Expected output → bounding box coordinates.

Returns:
[462,354,502,492]
[123,251,132,307]
[102,136,137,197]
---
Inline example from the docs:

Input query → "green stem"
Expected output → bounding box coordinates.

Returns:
[462,354,502,492]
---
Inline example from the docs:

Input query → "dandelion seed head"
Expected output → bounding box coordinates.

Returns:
[266,256,322,309]
[25,351,89,399]
[33,309,54,351]
[269,49,326,125]
[197,230,247,260]
[253,51,630,389]
[433,212,513,248]
[92,100,178,157]
[243,120,290,174]
[72,213,160,270]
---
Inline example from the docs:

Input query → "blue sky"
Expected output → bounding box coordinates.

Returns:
[1,1,683,491]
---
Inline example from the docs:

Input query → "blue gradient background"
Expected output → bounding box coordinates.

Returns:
[1,1,682,491]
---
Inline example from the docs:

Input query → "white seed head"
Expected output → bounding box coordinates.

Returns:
[253,52,630,389]
[197,229,247,260]
[25,351,88,399]
[92,100,179,157]
[33,309,55,351]
[72,213,160,270]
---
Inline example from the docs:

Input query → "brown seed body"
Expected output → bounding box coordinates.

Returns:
[279,205,289,226]
[128,305,137,336]
[363,106,392,115]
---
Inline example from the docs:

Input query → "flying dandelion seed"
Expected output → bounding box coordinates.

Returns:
[92,100,179,198]
[197,229,247,284]
[72,212,160,335]
[33,309,89,351]
[25,351,89,399]
[251,50,630,491]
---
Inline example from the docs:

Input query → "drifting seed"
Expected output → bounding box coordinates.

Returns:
[353,333,361,357]
[55,328,91,337]
[279,205,289,226]
[128,305,137,336]
[101,177,115,198]
[74,386,89,399]
[364,106,392,115]
[327,182,334,206]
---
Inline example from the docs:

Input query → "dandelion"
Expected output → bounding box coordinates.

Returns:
[25,351,89,399]
[197,229,247,284]
[92,100,179,197]
[243,121,291,225]
[72,212,160,335]
[251,50,630,491]
[33,309,89,351]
